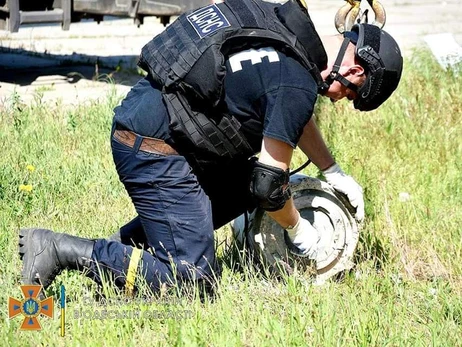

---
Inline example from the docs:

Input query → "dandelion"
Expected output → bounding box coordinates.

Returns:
[26,165,35,173]
[19,184,33,192]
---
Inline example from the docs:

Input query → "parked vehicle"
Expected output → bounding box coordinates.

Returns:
[0,0,211,33]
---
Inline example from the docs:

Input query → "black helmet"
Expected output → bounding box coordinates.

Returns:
[351,23,403,111]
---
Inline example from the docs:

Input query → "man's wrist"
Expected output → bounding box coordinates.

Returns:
[320,161,337,173]
[286,216,300,231]
[285,211,301,231]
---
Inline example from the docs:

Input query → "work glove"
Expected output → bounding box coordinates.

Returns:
[284,216,319,259]
[322,163,365,223]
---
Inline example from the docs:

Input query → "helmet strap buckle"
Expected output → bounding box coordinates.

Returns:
[322,37,359,93]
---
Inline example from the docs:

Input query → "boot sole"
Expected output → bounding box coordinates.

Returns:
[19,228,52,286]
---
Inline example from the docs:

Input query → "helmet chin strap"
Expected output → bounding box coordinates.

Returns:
[318,37,358,95]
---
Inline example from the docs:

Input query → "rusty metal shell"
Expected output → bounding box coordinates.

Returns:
[368,0,386,28]
[335,0,387,33]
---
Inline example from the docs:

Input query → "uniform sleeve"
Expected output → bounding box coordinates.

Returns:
[261,86,317,148]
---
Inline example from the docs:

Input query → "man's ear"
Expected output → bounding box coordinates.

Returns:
[347,64,365,76]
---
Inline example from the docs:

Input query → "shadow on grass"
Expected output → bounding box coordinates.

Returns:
[0,47,143,87]
[354,227,390,271]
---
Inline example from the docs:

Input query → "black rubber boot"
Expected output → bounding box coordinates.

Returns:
[19,228,95,290]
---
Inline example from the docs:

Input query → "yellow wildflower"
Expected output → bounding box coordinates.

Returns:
[26,165,35,173]
[19,184,33,192]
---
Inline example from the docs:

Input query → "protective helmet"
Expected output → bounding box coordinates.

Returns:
[290,0,403,111]
[351,23,403,111]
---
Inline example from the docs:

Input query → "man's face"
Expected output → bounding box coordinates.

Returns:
[324,65,365,104]
[327,82,358,103]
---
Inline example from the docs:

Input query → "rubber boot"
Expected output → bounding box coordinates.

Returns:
[19,228,95,290]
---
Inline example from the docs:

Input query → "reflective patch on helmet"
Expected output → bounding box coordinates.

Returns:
[187,4,230,38]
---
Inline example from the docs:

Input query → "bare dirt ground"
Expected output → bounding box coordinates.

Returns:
[1,0,461,106]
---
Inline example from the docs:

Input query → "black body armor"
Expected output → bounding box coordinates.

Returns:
[137,0,328,170]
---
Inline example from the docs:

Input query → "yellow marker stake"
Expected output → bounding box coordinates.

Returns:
[60,285,65,337]
[126,248,142,296]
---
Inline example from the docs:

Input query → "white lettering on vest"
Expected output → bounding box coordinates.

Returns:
[229,47,280,73]
[187,5,230,38]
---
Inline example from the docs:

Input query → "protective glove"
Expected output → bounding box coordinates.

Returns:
[284,216,319,259]
[322,163,365,222]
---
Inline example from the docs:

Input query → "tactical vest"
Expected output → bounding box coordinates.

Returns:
[138,0,328,170]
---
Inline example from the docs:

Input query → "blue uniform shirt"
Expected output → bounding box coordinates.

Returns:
[113,47,318,151]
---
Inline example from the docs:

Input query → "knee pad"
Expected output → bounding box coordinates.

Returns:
[250,160,291,211]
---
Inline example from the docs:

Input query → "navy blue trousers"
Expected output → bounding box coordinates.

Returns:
[90,128,218,292]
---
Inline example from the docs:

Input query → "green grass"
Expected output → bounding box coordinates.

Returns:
[1,49,461,346]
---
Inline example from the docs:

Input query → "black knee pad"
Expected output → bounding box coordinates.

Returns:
[249,160,291,211]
